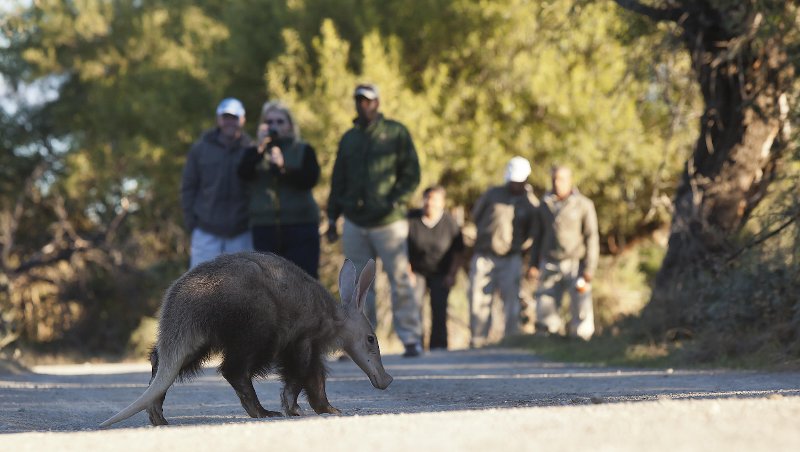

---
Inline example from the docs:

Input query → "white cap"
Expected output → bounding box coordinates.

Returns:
[216,97,245,118]
[354,84,379,100]
[504,156,531,183]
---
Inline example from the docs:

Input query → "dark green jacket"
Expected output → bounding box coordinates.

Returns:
[327,115,420,227]
[237,139,321,226]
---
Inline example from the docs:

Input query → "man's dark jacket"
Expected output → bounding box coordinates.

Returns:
[181,128,253,237]
[327,114,420,227]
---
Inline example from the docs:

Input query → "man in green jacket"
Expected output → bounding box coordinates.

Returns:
[527,165,599,340]
[326,84,423,357]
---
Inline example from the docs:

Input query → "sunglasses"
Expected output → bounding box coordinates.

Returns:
[265,118,286,126]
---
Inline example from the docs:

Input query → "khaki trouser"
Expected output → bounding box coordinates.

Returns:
[535,259,595,340]
[342,218,422,345]
[468,253,522,347]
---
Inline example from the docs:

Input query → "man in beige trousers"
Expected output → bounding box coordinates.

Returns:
[468,157,540,348]
[528,166,599,340]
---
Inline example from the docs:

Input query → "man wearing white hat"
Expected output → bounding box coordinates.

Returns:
[468,156,540,347]
[181,97,254,268]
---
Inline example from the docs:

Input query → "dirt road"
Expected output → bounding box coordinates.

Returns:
[2,348,799,451]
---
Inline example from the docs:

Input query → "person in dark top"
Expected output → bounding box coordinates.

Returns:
[237,100,321,278]
[181,97,254,268]
[408,185,464,350]
[326,83,423,358]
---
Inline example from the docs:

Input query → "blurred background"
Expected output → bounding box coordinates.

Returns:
[1,0,797,366]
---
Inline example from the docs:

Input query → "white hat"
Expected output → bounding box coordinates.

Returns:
[354,84,379,100]
[504,156,531,182]
[216,97,245,118]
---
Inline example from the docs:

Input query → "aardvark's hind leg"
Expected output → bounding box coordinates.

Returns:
[281,381,303,416]
[221,358,282,418]
[146,348,169,426]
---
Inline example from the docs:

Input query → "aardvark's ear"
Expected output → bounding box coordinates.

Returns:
[354,259,376,313]
[338,259,357,305]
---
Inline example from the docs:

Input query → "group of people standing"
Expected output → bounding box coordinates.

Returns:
[180,97,321,277]
[180,83,599,359]
[469,159,600,345]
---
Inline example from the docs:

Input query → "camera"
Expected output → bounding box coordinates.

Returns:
[267,127,280,142]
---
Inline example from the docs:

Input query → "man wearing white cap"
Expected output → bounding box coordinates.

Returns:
[181,97,254,268]
[468,156,540,347]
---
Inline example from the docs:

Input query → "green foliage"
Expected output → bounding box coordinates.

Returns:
[128,316,158,358]
[268,0,699,245]
[592,243,664,332]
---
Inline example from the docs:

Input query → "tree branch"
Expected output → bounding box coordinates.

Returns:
[12,247,80,275]
[1,160,49,272]
[0,331,20,351]
[613,0,684,23]
[726,210,800,263]
[104,197,131,246]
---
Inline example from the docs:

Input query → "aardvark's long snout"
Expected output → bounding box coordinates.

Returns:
[370,371,393,390]
[351,351,393,389]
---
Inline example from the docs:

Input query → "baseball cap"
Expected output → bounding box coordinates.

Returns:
[216,97,245,118]
[504,156,532,183]
[354,84,379,100]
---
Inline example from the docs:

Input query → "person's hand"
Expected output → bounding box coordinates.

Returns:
[256,123,269,141]
[256,124,274,154]
[269,146,284,169]
[526,266,540,281]
[443,273,456,289]
[325,222,339,243]
[582,272,592,283]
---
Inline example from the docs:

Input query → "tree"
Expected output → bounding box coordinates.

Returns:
[0,0,234,350]
[613,0,797,330]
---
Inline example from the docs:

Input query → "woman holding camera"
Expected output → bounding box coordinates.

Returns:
[237,101,321,278]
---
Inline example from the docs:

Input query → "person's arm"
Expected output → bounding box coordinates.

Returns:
[237,146,264,181]
[326,138,347,241]
[444,222,465,288]
[581,199,600,281]
[470,190,489,227]
[280,144,320,190]
[180,147,200,233]
[407,221,419,286]
[527,206,545,280]
[387,125,420,208]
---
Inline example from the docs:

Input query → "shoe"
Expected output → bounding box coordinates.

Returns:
[402,343,422,358]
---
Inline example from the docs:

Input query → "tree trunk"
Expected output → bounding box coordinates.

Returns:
[645,5,793,331]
